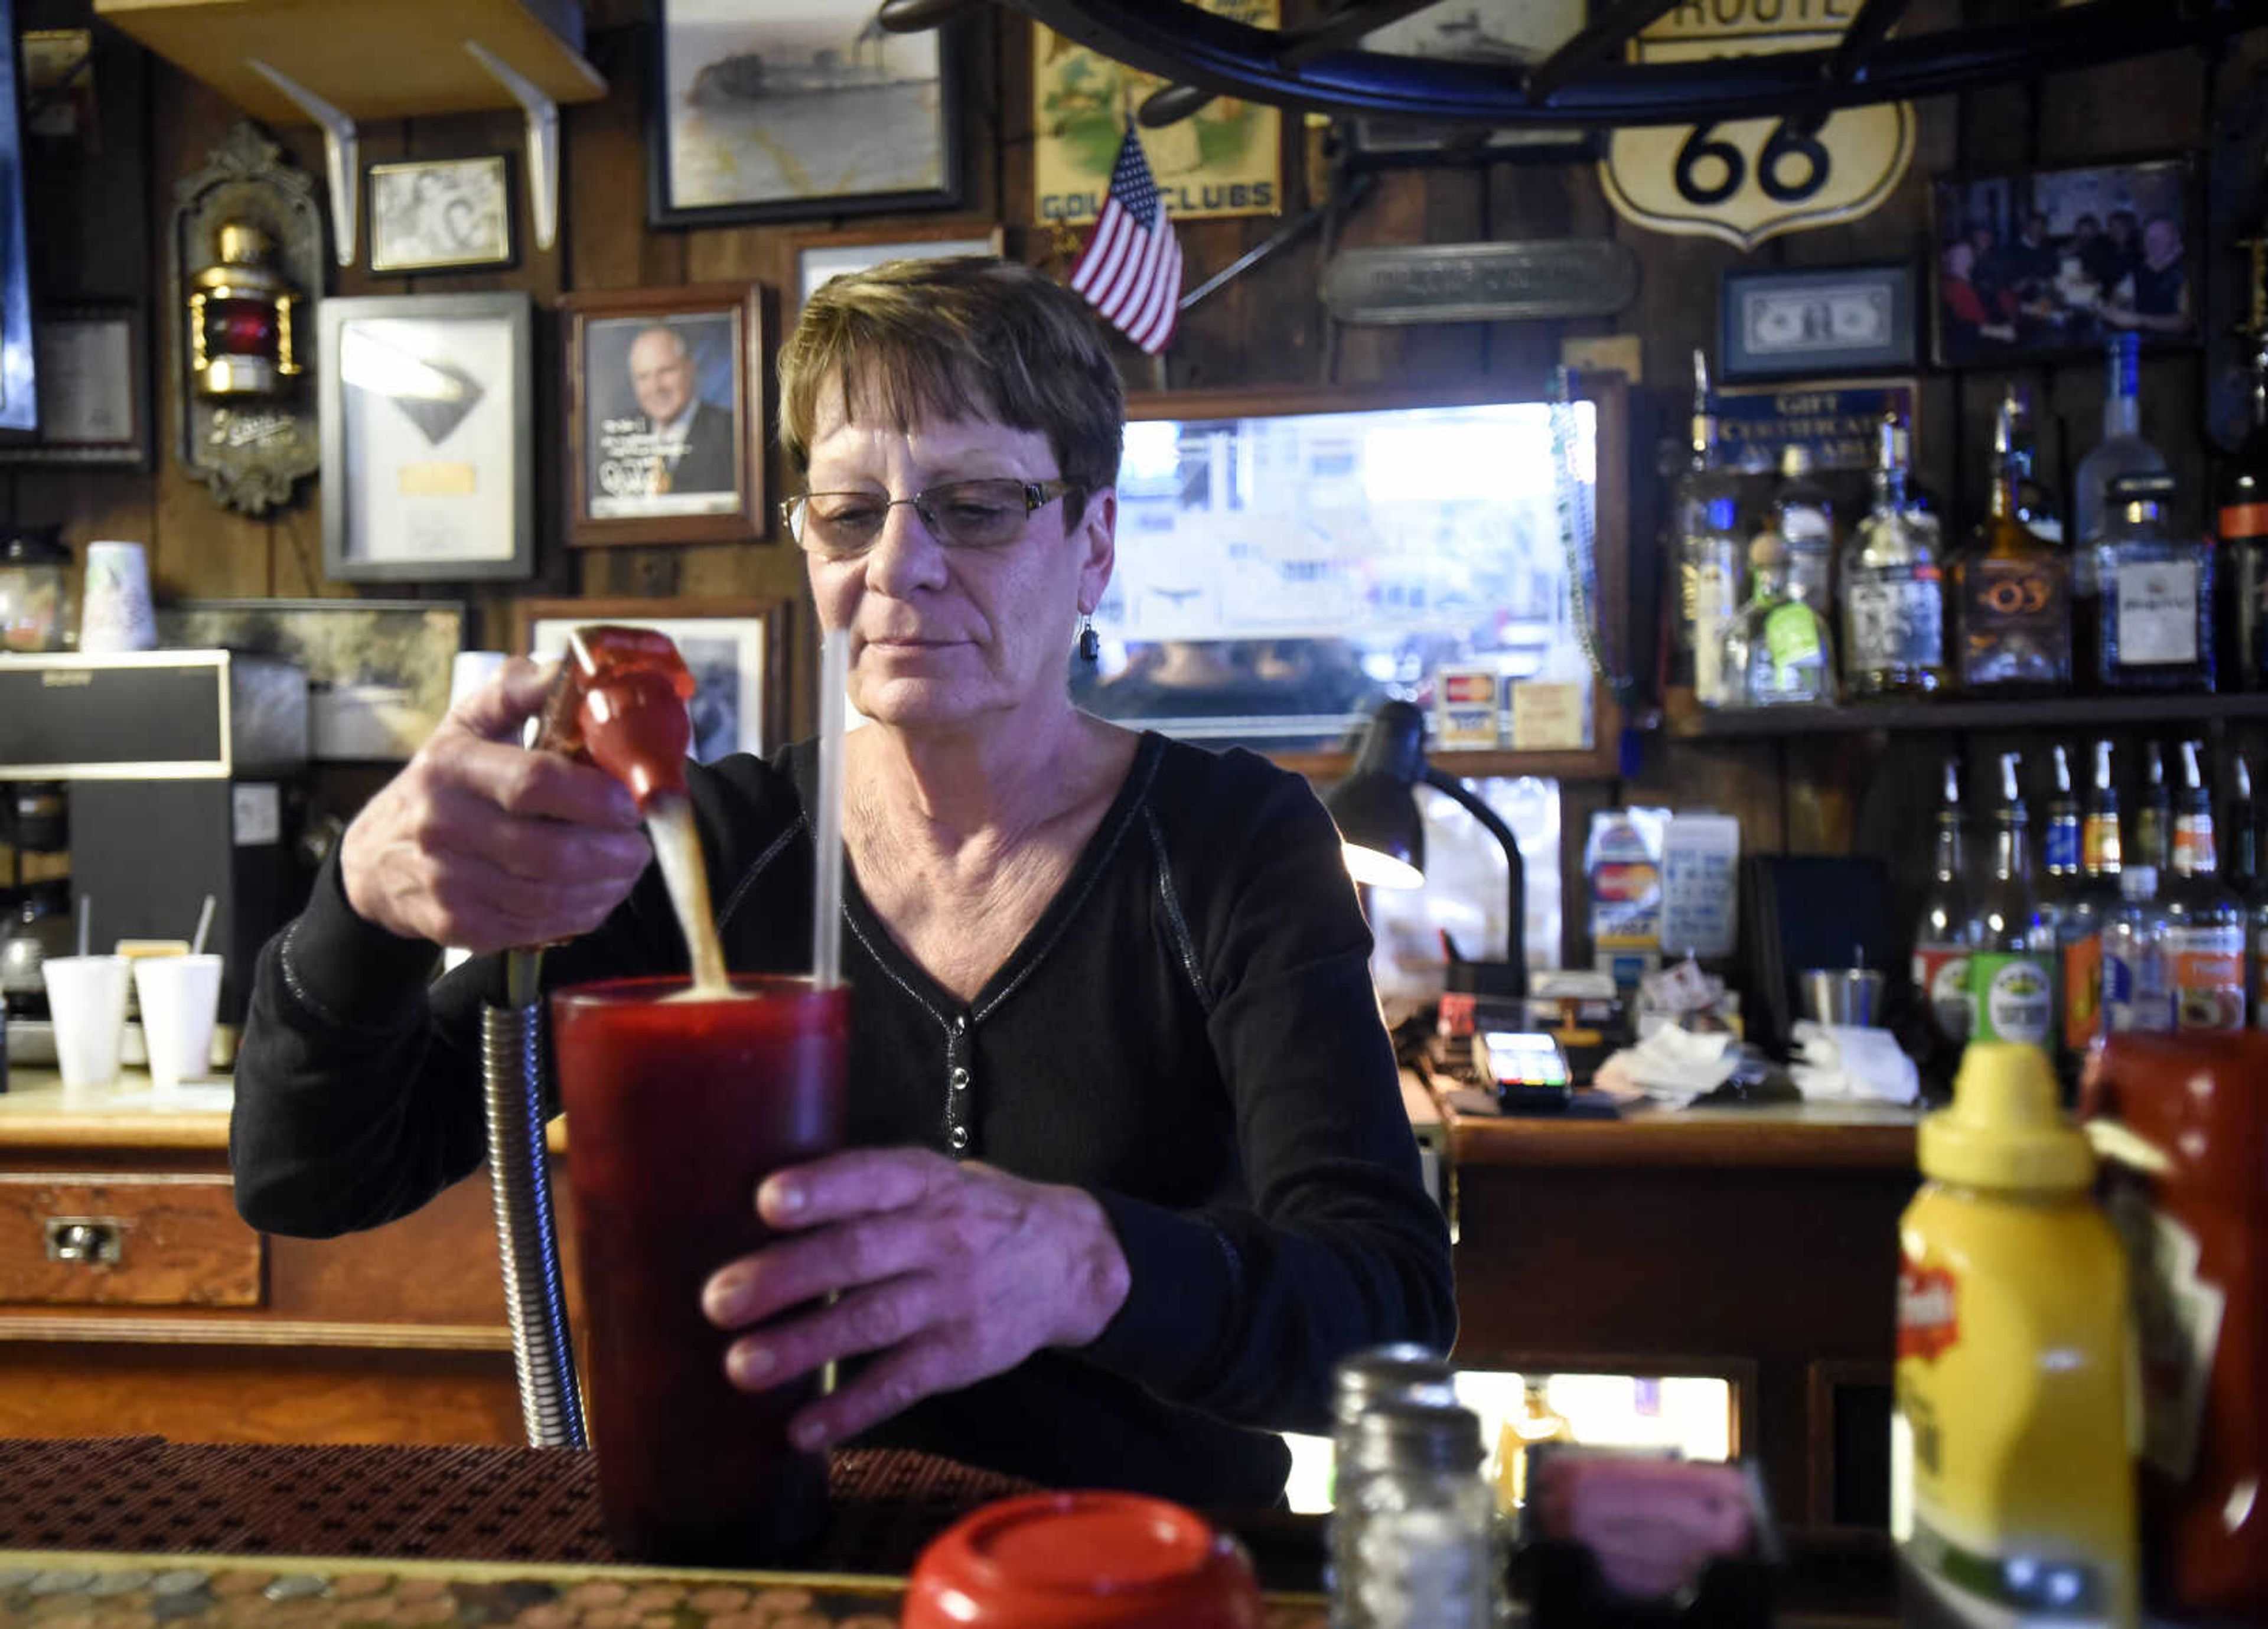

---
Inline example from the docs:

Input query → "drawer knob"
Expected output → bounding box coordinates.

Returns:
[45,1218,122,1266]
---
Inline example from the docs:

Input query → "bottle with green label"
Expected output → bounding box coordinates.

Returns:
[1720,529,1836,707]
[1968,752,2058,1051]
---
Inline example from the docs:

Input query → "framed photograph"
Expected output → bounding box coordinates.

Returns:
[318,292,536,583]
[790,220,1005,311]
[1931,154,2197,367]
[154,598,465,761]
[516,597,788,763]
[1347,0,1596,163]
[0,303,151,468]
[0,0,38,433]
[367,154,516,275]
[649,0,962,228]
[563,283,764,548]
[1718,263,1917,383]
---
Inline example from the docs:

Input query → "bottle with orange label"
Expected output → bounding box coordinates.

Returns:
[2058,741,2123,1066]
[1891,1042,2138,1628]
[2159,741,2245,1032]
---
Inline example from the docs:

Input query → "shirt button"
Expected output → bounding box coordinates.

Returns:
[948,1125,971,1151]
[950,1067,970,1090]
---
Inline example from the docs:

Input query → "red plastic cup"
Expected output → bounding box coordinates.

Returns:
[552,975,850,1565]
[902,1491,1263,1629]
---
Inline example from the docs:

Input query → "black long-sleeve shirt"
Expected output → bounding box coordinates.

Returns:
[230,731,1454,1507]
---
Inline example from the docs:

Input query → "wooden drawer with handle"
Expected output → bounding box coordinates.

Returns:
[0,1173,263,1307]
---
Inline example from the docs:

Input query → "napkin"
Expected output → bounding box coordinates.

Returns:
[1788,1021,1919,1105]
[1594,1024,1740,1105]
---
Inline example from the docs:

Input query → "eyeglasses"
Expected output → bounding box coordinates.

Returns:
[780,478,1080,558]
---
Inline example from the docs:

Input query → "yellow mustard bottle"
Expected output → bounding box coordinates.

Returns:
[1891,1042,2138,1628]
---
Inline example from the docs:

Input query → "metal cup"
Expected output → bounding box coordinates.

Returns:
[1800,968,1885,1027]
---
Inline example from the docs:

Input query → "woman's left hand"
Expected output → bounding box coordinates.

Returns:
[699,1149,1132,1452]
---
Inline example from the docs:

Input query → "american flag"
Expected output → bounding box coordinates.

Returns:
[1068,126,1184,355]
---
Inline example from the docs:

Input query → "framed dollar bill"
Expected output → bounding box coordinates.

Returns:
[318,292,535,583]
[1718,262,1917,383]
[563,283,765,548]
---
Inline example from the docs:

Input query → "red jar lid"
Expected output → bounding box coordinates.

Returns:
[903,1491,1262,1629]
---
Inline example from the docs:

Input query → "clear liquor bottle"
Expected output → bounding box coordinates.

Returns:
[2098,472,2214,692]
[1673,349,1748,707]
[1956,390,2071,693]
[1912,757,1977,1050]
[1719,530,1836,707]
[2075,333,2171,559]
[1840,412,1947,698]
[1967,751,2057,1053]
[2059,740,2123,1060]
[1774,443,1837,611]
[2160,741,2246,1031]
[2104,864,2172,1035]
[2039,744,2082,940]
[2218,331,2268,691]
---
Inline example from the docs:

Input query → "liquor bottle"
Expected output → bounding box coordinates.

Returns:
[1840,412,1947,698]
[2220,330,2268,691]
[2103,864,2171,1035]
[1773,443,1837,611]
[2007,384,2064,547]
[2135,742,2172,877]
[1720,530,1836,706]
[2077,335,2168,685]
[2039,744,2082,937]
[2231,752,2259,903]
[1956,390,2071,693]
[1968,752,2056,1053]
[2097,472,2213,692]
[1914,757,1977,1050]
[1673,349,1748,706]
[2159,740,2246,1031]
[2059,740,2123,1060]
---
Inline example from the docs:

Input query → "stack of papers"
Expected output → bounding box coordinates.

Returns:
[1788,1022,1919,1105]
[1594,1025,1740,1106]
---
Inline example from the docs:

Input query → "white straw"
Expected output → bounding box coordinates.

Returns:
[812,628,850,990]
[76,895,90,959]
[191,894,217,958]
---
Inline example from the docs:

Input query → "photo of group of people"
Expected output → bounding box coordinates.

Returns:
[1933,157,2193,364]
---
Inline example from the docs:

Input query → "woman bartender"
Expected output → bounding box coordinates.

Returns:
[230,256,1453,1508]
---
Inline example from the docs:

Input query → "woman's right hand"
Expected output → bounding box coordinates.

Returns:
[338,657,653,952]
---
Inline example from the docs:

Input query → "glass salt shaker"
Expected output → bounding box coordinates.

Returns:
[1331,1396,1500,1629]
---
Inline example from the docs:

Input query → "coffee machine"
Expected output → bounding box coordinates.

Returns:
[0,650,310,1041]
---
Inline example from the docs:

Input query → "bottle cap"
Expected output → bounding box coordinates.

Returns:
[902,1491,1260,1629]
[1331,1343,1456,1428]
[1919,1043,2094,1193]
[1748,530,1787,569]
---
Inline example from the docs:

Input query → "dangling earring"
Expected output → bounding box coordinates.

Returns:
[1077,615,1100,664]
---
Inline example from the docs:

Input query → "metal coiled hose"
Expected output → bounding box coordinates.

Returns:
[480,989,586,1449]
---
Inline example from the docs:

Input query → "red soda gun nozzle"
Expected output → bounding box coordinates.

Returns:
[532,625,698,809]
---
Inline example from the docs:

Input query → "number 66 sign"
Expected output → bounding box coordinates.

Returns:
[1600,6,1915,251]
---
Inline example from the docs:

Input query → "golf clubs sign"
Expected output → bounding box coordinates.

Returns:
[1600,0,1915,250]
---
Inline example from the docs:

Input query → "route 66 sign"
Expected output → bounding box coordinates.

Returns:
[1601,4,1915,250]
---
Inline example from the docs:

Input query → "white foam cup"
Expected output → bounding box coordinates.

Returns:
[42,954,132,1089]
[133,954,224,1089]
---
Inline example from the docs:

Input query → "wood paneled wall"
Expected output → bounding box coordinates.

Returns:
[4,3,2264,912]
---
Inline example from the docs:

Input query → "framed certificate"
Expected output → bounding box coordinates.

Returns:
[318,293,536,583]
[0,304,151,468]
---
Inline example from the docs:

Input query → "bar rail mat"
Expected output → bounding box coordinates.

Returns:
[0,1438,1034,1575]
[0,1549,1332,1628]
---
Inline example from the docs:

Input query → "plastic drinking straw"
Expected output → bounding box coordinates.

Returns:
[76,896,90,959]
[813,627,849,991]
[191,895,217,958]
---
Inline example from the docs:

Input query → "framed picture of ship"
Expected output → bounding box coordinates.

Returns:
[649,0,964,227]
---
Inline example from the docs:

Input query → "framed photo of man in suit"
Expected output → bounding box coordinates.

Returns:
[563,283,765,546]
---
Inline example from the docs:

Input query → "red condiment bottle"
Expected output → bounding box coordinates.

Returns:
[2085,1032,2268,1618]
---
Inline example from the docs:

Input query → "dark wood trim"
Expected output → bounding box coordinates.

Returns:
[1807,1357,1897,1532]
[1445,1102,1918,1171]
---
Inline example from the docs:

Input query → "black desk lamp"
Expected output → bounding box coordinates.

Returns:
[1324,700,1528,999]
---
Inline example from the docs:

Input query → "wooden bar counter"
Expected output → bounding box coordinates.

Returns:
[0,1071,550,1445]
[1430,1081,1921,1537]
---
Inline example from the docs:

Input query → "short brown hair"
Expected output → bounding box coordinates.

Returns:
[777,258,1125,511]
